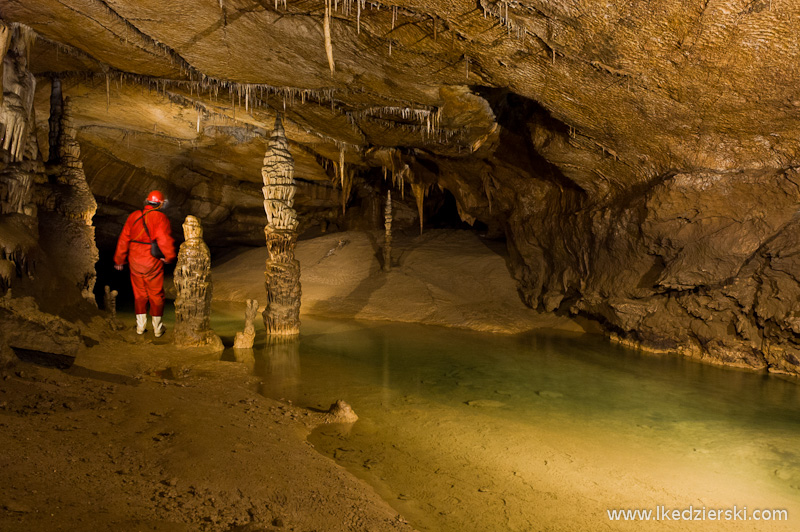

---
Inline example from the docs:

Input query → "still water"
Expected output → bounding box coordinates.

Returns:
[211,306,800,531]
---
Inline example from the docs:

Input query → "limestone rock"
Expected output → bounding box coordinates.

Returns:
[233,299,258,349]
[0,294,82,356]
[0,341,15,372]
[173,215,221,349]
[103,285,124,331]
[262,116,301,336]
[8,1,800,374]
[324,400,358,424]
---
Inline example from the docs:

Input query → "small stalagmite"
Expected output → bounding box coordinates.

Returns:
[383,190,392,272]
[262,115,301,336]
[173,215,221,348]
[104,285,124,331]
[233,298,258,349]
[324,400,358,423]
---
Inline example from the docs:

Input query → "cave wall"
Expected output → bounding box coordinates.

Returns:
[4,1,800,374]
[0,22,98,315]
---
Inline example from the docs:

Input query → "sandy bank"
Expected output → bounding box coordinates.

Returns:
[0,324,415,532]
[213,229,585,334]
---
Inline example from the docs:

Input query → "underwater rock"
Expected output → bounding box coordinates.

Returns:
[325,400,358,424]
[465,399,505,408]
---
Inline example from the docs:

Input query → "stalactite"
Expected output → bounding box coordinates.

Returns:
[0,25,36,163]
[262,114,301,336]
[383,190,392,272]
[324,0,335,76]
[0,22,11,106]
[410,181,428,235]
[48,78,63,164]
[482,172,495,214]
[0,260,13,295]
[17,24,35,68]
[174,216,222,348]
[338,147,352,214]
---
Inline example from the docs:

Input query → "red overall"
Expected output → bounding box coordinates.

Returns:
[113,206,176,316]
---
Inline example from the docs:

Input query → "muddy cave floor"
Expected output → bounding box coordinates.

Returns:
[2,230,798,531]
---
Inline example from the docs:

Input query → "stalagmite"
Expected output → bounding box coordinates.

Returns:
[324,400,358,423]
[262,115,301,336]
[383,190,392,272]
[234,299,258,349]
[38,95,99,303]
[104,285,124,330]
[174,216,223,348]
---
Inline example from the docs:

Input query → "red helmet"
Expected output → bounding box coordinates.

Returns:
[146,190,165,204]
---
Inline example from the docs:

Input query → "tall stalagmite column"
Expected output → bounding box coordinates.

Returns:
[261,115,301,336]
[173,215,222,348]
[47,96,99,303]
[383,190,392,272]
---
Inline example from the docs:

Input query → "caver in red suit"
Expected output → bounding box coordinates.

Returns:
[113,190,176,337]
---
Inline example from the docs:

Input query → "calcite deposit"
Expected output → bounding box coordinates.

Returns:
[3,1,800,373]
[382,190,392,272]
[173,215,221,349]
[261,115,301,336]
[233,298,258,349]
[103,284,124,331]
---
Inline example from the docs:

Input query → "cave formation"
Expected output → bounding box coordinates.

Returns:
[3,1,800,530]
[1,1,799,375]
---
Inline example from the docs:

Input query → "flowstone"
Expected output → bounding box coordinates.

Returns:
[261,115,301,336]
[173,215,221,349]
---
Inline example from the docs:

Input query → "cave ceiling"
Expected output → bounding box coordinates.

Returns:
[4,0,800,245]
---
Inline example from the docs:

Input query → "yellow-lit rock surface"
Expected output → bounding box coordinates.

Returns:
[214,229,586,334]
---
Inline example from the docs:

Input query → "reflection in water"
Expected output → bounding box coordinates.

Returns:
[210,304,800,531]
[232,347,255,371]
[258,337,301,400]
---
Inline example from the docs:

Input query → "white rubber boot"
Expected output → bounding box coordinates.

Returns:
[136,314,147,335]
[152,316,166,338]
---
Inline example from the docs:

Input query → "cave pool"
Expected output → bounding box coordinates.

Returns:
[210,304,800,531]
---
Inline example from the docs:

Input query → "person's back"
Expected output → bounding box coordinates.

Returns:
[113,190,176,336]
